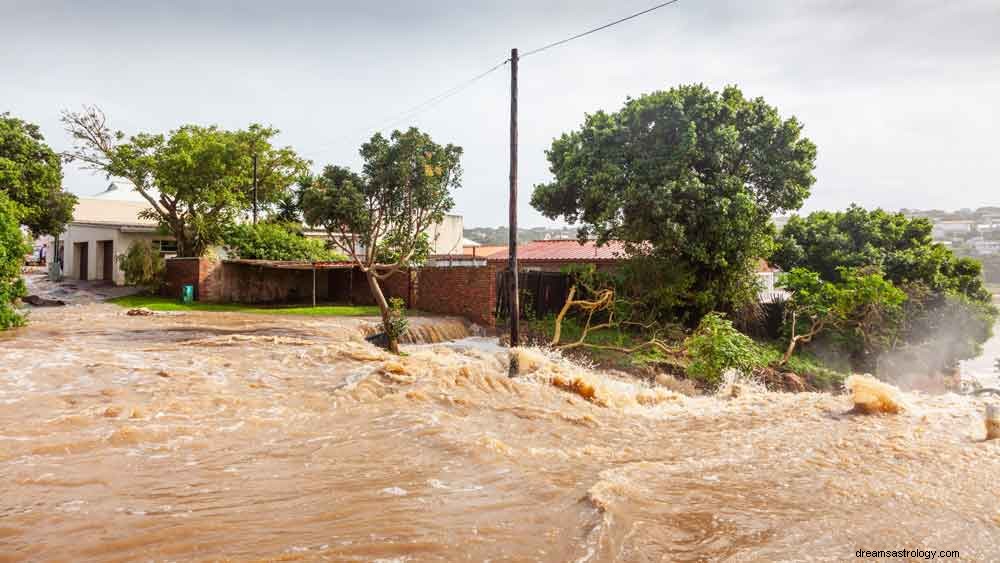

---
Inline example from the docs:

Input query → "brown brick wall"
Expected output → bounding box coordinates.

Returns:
[163,258,225,301]
[168,258,499,326]
[218,262,332,304]
[412,265,496,326]
[163,258,201,298]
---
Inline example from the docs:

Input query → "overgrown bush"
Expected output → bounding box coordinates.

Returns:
[118,240,165,290]
[223,223,345,261]
[383,297,409,342]
[684,312,765,388]
[0,192,29,329]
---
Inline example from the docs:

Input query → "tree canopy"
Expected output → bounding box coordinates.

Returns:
[62,106,309,257]
[773,205,991,303]
[303,127,462,352]
[0,113,77,236]
[532,84,817,320]
[0,192,29,329]
[222,223,345,262]
[777,267,906,367]
[773,206,997,371]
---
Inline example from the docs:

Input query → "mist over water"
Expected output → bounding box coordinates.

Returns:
[961,321,1000,388]
[2,305,999,561]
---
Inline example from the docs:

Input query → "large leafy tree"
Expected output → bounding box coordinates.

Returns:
[532,84,817,321]
[0,192,30,329]
[0,113,77,236]
[303,127,462,353]
[61,106,309,257]
[773,206,997,371]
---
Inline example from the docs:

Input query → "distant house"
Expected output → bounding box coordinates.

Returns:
[47,196,174,285]
[757,260,789,303]
[932,220,975,239]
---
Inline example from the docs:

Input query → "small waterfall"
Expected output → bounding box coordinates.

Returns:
[359,318,473,345]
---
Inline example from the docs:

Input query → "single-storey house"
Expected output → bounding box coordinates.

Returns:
[47,196,174,285]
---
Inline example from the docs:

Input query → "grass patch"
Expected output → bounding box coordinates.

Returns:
[108,295,380,317]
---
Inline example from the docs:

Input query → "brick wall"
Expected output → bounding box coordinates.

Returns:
[163,258,204,299]
[166,258,499,326]
[219,262,329,304]
[413,265,496,326]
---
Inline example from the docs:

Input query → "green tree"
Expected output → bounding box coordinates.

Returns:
[532,84,817,321]
[778,267,905,367]
[0,113,78,236]
[223,223,345,262]
[61,106,308,257]
[773,205,991,302]
[0,192,30,329]
[118,240,165,291]
[685,312,765,388]
[773,206,996,371]
[303,128,462,353]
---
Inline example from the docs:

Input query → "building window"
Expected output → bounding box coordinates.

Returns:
[152,239,178,254]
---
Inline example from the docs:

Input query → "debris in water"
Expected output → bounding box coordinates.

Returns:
[986,404,1000,440]
[845,374,906,414]
[22,295,66,307]
[508,351,520,378]
[126,308,155,317]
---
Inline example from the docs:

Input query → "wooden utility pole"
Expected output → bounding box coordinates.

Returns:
[508,47,520,348]
[252,154,259,224]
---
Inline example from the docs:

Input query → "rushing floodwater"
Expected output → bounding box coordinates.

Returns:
[1,304,999,561]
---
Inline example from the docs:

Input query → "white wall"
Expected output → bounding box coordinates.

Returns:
[426,214,464,255]
[48,224,170,285]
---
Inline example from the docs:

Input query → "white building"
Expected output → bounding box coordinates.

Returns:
[932,220,975,239]
[302,213,465,257]
[970,237,1000,255]
[47,196,174,285]
[51,181,464,284]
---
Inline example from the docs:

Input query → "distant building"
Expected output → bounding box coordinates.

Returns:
[757,260,789,303]
[970,237,1000,255]
[47,197,174,285]
[932,220,975,239]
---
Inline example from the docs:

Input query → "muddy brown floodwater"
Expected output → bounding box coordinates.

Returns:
[2,304,1000,561]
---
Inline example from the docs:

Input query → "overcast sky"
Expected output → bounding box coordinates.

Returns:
[4,0,999,227]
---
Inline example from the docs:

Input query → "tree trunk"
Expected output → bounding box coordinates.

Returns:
[779,336,799,366]
[366,270,400,354]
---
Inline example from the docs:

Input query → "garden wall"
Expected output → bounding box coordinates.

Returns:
[163,258,498,326]
[162,258,222,301]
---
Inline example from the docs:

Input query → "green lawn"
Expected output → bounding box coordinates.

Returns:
[108,295,380,317]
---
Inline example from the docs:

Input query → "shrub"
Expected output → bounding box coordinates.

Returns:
[118,240,165,290]
[0,192,29,329]
[383,297,409,342]
[223,223,345,262]
[684,312,765,388]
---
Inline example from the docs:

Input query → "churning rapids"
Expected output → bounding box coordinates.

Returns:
[2,305,999,561]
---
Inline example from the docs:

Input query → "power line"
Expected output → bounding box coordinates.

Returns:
[311,0,682,154]
[521,0,682,59]
[367,59,510,134]
[310,58,509,154]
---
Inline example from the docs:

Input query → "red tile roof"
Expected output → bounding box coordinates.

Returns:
[463,245,508,257]
[487,240,627,262]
